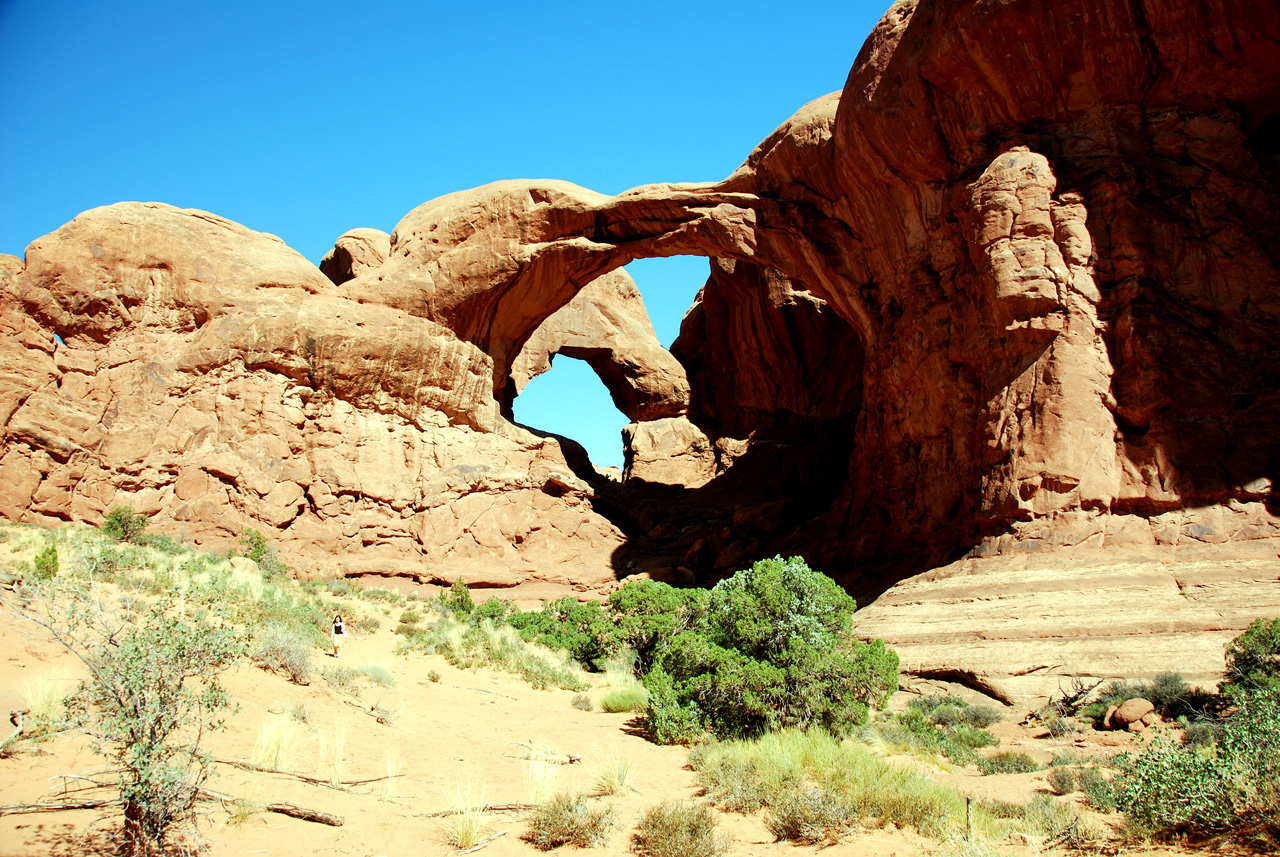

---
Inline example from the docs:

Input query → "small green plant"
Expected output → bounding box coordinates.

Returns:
[426,669,441,683]
[1046,766,1077,795]
[1079,766,1116,811]
[32,544,58,581]
[102,506,149,544]
[572,693,593,711]
[634,800,727,857]
[524,793,614,850]
[399,608,423,625]
[443,579,475,616]
[977,751,1040,775]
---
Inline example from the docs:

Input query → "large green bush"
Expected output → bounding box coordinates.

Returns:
[1117,686,1280,834]
[608,580,708,673]
[642,556,898,741]
[1222,617,1280,701]
[508,596,620,668]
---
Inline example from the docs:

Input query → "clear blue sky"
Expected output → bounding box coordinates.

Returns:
[0,0,886,469]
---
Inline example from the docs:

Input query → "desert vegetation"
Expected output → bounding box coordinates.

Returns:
[2,519,1279,855]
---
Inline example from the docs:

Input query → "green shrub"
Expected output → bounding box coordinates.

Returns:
[1222,617,1280,700]
[442,579,475,616]
[238,528,292,579]
[1147,671,1190,710]
[642,668,706,745]
[642,557,898,741]
[1046,767,1077,795]
[32,544,58,581]
[325,578,353,596]
[1115,687,1280,832]
[1098,679,1147,708]
[426,669,441,683]
[1181,721,1220,748]
[472,597,516,624]
[102,506,149,544]
[960,705,1003,728]
[252,622,315,684]
[1021,793,1077,837]
[399,608,423,625]
[608,580,709,674]
[508,597,620,668]
[49,596,241,853]
[524,793,614,850]
[634,800,727,857]
[572,694,593,711]
[977,752,1040,775]
[1079,766,1116,811]
[358,664,396,687]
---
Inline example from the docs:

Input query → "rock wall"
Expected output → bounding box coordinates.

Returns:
[1,0,1278,631]
[0,203,623,588]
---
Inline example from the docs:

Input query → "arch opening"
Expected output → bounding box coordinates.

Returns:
[512,353,630,472]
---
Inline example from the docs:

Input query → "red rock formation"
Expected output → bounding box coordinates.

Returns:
[319,228,391,285]
[0,203,624,588]
[509,268,689,423]
[1,0,1278,623]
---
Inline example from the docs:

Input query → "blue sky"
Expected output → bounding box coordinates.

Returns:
[0,0,886,468]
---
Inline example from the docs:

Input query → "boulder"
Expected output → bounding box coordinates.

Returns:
[1114,698,1156,728]
[319,228,391,285]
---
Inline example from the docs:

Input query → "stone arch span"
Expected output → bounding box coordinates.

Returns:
[338,172,873,404]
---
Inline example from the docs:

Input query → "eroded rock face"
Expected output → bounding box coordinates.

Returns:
[509,268,689,423]
[855,535,1280,704]
[319,228,391,285]
[2,0,1278,625]
[0,203,624,587]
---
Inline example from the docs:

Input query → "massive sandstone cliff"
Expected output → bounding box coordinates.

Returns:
[2,0,1279,693]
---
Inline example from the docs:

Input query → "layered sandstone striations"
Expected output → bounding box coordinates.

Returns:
[0,0,1278,664]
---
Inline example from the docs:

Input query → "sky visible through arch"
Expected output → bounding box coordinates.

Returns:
[0,0,888,469]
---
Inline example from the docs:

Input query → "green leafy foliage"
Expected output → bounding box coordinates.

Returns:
[442,579,475,616]
[642,557,898,742]
[59,598,242,852]
[1116,686,1280,833]
[1223,617,1280,701]
[102,506,149,544]
[32,543,58,581]
[507,597,620,668]
[608,580,708,674]
[237,528,292,580]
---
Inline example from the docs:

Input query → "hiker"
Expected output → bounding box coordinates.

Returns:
[332,614,345,658]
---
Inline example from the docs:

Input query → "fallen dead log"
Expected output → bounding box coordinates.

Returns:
[213,757,400,789]
[419,803,535,818]
[198,788,342,826]
[0,797,119,816]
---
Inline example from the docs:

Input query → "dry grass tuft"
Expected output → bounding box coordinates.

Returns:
[252,713,306,771]
[441,781,490,849]
[591,751,637,796]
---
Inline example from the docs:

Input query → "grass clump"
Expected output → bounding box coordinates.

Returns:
[591,752,637,796]
[524,793,614,850]
[692,729,989,840]
[977,751,1040,775]
[600,668,649,713]
[634,800,726,857]
[525,759,560,806]
[252,713,306,771]
[572,693,593,711]
[252,621,315,684]
[441,782,490,850]
[20,673,69,736]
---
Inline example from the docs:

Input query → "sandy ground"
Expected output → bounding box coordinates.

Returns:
[0,578,1210,857]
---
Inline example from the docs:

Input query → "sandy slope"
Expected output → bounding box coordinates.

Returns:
[0,579,1197,857]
